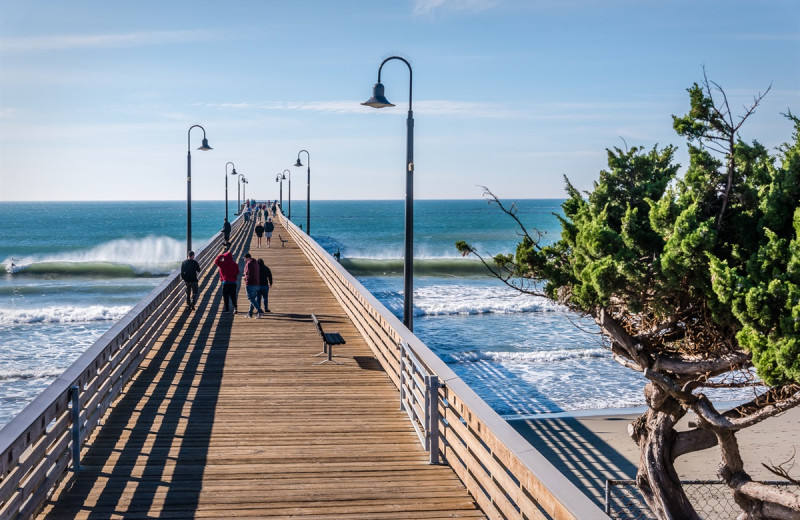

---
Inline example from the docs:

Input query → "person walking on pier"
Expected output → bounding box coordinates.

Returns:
[254,221,264,248]
[256,258,273,314]
[180,251,201,311]
[214,247,239,314]
[264,218,275,248]
[223,218,231,246]
[243,253,262,317]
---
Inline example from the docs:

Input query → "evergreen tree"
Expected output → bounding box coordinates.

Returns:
[458,76,800,519]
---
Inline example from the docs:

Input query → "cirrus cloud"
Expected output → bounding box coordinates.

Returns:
[413,0,500,15]
[0,30,217,52]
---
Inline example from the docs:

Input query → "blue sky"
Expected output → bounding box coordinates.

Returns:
[0,0,798,201]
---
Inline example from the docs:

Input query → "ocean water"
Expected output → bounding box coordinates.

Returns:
[0,199,751,429]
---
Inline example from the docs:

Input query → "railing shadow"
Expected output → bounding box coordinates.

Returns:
[41,228,249,518]
[419,319,639,508]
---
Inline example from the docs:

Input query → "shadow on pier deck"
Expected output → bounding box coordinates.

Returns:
[36,217,484,519]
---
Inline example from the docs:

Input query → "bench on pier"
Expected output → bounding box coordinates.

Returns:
[278,234,288,247]
[311,314,346,365]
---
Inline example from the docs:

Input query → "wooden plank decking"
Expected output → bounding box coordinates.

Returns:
[36,215,484,519]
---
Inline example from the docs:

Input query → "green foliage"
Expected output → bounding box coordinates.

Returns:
[500,84,800,386]
[710,115,800,384]
[532,144,679,314]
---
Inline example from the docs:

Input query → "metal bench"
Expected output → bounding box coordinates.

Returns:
[278,234,288,247]
[311,314,346,365]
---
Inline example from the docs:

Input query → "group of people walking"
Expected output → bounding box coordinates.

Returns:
[254,217,275,247]
[179,209,276,318]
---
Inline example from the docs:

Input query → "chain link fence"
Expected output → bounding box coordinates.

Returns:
[605,479,798,519]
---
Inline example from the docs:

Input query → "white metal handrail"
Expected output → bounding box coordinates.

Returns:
[398,340,440,464]
[0,215,245,520]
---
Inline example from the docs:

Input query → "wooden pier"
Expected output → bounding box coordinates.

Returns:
[1,209,610,520]
[33,215,484,519]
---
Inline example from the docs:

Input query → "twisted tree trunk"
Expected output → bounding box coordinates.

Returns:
[629,384,700,519]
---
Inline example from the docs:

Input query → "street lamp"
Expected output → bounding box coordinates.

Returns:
[237,173,245,213]
[282,169,291,219]
[242,177,249,206]
[294,150,310,235]
[187,124,212,253]
[225,162,237,221]
[275,173,284,209]
[362,56,415,331]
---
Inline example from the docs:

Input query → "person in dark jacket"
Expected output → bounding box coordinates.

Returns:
[214,248,239,314]
[180,251,201,311]
[256,258,273,314]
[223,218,231,245]
[264,218,275,248]
[243,253,261,317]
[254,222,264,248]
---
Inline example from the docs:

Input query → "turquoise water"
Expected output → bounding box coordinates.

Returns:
[0,199,647,428]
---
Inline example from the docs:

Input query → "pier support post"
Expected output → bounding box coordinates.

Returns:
[70,385,82,472]
[426,375,440,464]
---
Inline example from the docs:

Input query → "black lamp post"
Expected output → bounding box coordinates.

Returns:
[187,124,212,253]
[225,162,237,221]
[275,173,284,209]
[236,173,245,213]
[242,177,248,205]
[362,56,415,331]
[282,169,291,219]
[294,150,310,235]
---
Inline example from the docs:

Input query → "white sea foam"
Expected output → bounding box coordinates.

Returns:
[446,347,609,364]
[0,369,63,382]
[0,305,131,325]
[3,235,183,275]
[415,284,563,316]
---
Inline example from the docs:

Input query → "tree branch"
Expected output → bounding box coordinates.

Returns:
[652,351,751,376]
[692,389,800,431]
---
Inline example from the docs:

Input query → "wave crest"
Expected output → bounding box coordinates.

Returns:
[0,370,63,382]
[2,235,184,276]
[341,257,494,277]
[0,305,131,325]
[444,348,609,364]
[415,284,563,316]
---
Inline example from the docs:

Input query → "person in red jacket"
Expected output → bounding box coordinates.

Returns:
[214,247,239,314]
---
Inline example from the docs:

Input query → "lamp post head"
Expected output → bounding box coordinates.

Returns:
[230,168,237,176]
[197,138,212,151]
[362,82,395,108]
[294,158,303,167]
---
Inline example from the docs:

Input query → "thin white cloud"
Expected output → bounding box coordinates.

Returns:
[197,99,518,117]
[195,99,665,120]
[0,30,216,52]
[733,33,800,42]
[413,0,500,15]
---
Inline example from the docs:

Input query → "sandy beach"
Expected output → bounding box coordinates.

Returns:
[509,406,800,508]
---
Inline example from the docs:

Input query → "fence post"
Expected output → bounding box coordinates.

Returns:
[70,385,82,472]
[428,375,440,465]
[604,480,611,515]
[398,341,406,412]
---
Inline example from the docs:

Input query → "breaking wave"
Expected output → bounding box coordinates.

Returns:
[2,236,183,277]
[443,348,609,364]
[0,305,131,325]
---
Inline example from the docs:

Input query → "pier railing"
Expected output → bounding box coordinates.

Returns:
[281,214,610,520]
[0,216,245,520]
